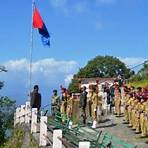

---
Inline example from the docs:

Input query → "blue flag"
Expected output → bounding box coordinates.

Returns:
[33,7,50,46]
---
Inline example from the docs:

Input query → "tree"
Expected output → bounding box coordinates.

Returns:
[69,56,132,92]
[0,65,7,89]
[138,61,148,78]
[68,76,81,93]
[0,65,15,145]
[0,97,16,145]
[130,60,148,82]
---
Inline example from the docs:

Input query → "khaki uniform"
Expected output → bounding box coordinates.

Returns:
[97,95,103,122]
[90,92,98,120]
[128,97,134,126]
[135,101,141,132]
[142,101,148,136]
[114,89,121,116]
[66,97,73,118]
[131,99,138,129]
[124,94,130,122]
[140,102,146,136]
[60,94,67,120]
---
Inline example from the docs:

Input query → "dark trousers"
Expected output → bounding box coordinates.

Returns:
[80,107,87,124]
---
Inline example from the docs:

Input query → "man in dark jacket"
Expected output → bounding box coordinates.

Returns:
[79,86,88,124]
[30,85,41,111]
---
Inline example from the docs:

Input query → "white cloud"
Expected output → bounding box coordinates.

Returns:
[64,74,73,85]
[4,58,78,84]
[1,58,79,105]
[119,57,147,67]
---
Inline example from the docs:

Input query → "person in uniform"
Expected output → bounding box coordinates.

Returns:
[123,87,130,124]
[110,85,115,113]
[66,92,73,118]
[90,86,98,128]
[114,84,121,117]
[134,87,143,133]
[79,86,88,124]
[143,99,148,137]
[127,86,136,127]
[30,85,41,111]
[97,89,103,123]
[131,97,139,130]
[140,88,148,137]
[60,87,68,122]
[51,89,60,116]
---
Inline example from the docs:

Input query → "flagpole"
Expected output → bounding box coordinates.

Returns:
[29,0,35,100]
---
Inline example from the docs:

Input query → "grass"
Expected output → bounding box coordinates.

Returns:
[128,79,148,87]
[1,126,25,148]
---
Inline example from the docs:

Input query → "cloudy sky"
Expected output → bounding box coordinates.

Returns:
[0,0,148,106]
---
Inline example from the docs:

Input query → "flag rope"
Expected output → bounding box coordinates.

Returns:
[29,0,35,99]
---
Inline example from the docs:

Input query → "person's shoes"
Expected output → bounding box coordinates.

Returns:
[145,140,148,144]
[131,127,136,130]
[92,121,97,129]
[135,131,141,134]
[128,124,132,127]
[116,115,121,117]
[123,121,129,124]
[140,135,147,138]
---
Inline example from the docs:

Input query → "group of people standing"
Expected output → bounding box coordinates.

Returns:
[30,82,148,136]
[51,82,125,128]
[123,86,148,138]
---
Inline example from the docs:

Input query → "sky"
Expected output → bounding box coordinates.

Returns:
[0,0,148,106]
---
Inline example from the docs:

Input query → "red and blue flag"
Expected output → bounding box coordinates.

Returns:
[33,7,50,46]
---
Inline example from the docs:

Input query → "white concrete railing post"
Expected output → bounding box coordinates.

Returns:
[20,105,25,123]
[53,130,62,148]
[39,116,47,146]
[16,107,21,124]
[31,108,38,133]
[25,101,31,124]
[79,142,90,148]
[14,112,16,126]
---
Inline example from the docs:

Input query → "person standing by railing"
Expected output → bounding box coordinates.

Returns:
[30,85,41,111]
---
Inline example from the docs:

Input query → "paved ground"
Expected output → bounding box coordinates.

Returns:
[31,113,148,148]
[88,114,148,148]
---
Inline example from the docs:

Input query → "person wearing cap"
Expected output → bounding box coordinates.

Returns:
[130,88,142,130]
[51,89,60,116]
[30,85,41,111]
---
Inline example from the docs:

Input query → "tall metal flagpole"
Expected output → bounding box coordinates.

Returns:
[29,0,35,100]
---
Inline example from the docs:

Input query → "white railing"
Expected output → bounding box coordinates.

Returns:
[14,101,90,148]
